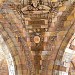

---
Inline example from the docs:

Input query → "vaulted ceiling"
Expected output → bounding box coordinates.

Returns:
[0,0,75,75]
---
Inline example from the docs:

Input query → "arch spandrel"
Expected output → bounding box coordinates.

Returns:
[0,20,34,75]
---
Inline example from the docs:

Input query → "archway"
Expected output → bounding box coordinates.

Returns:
[53,33,75,75]
[0,35,15,75]
[0,47,8,75]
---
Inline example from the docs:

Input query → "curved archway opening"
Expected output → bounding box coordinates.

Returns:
[54,33,75,75]
[0,35,15,75]
[0,48,8,75]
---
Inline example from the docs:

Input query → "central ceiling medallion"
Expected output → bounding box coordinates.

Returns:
[34,36,40,43]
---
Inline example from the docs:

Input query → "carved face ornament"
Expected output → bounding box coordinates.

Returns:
[32,0,38,8]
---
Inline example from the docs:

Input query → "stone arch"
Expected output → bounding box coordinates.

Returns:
[0,23,23,75]
[0,3,35,74]
[0,22,35,75]
[52,22,75,75]
[52,6,75,75]
[41,1,75,75]
[0,35,15,75]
